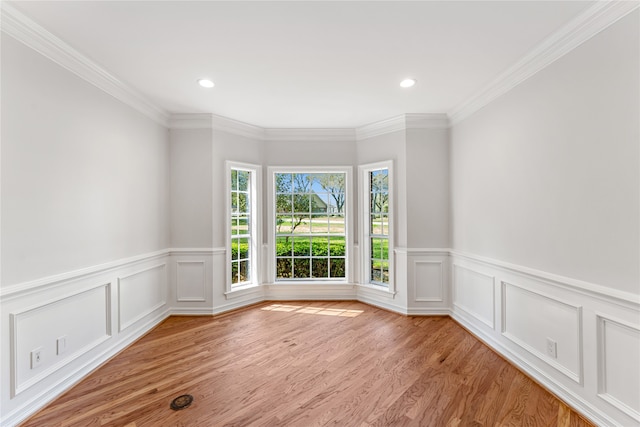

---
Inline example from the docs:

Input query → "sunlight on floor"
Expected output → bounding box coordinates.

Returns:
[261,304,364,317]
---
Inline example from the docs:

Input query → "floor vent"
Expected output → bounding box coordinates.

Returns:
[170,394,194,411]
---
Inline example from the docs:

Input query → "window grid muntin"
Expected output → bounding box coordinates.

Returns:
[369,168,390,286]
[275,171,346,281]
[231,169,252,286]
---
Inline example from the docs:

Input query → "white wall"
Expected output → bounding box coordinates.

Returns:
[169,128,213,248]
[406,128,450,249]
[451,11,639,294]
[449,11,640,426]
[1,35,172,426]
[1,35,170,287]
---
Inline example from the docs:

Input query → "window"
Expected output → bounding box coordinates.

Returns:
[227,162,260,290]
[271,168,351,282]
[360,161,393,289]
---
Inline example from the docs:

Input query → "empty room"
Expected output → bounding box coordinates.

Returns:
[1,1,638,426]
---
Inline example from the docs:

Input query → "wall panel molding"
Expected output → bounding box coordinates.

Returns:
[501,281,583,384]
[452,263,495,329]
[9,282,111,397]
[0,249,169,300]
[413,260,444,302]
[117,264,167,332]
[596,314,640,421]
[450,250,639,309]
[176,261,206,302]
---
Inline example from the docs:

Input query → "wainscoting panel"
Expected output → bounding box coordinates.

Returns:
[414,261,443,302]
[597,314,640,421]
[1,250,172,427]
[117,264,167,332]
[10,283,111,397]
[452,263,495,328]
[176,261,206,302]
[502,281,582,383]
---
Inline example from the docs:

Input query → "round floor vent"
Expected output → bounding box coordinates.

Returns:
[170,394,194,410]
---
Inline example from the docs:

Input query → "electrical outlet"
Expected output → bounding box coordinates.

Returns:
[57,336,67,355]
[546,338,557,359]
[31,348,43,369]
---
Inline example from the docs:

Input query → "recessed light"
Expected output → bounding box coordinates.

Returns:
[400,78,416,88]
[197,79,215,88]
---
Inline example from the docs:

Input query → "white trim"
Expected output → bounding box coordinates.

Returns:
[356,114,449,141]
[226,161,262,293]
[117,264,167,332]
[224,285,264,300]
[168,113,213,130]
[9,282,112,397]
[267,166,353,284]
[450,308,620,427]
[176,261,206,302]
[0,249,170,300]
[448,0,640,124]
[2,308,171,427]
[0,3,170,127]
[501,280,584,384]
[413,260,444,302]
[212,114,265,140]
[169,247,220,256]
[359,161,394,292]
[452,263,496,329]
[451,249,640,309]
[596,313,640,422]
[264,128,356,142]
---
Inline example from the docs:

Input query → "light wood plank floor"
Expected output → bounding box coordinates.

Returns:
[21,301,594,427]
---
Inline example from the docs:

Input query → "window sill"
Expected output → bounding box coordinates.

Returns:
[356,283,396,299]
[225,283,262,300]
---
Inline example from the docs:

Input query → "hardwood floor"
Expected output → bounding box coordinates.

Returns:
[21,301,594,427]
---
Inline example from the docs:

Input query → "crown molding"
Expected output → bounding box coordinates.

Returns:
[264,128,356,142]
[405,113,450,130]
[356,115,407,140]
[356,113,449,140]
[1,2,170,127]
[211,114,265,140]
[448,0,640,125]
[168,113,213,130]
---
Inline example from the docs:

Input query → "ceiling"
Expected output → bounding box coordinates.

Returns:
[10,1,594,128]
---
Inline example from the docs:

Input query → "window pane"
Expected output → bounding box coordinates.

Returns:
[293,194,310,213]
[237,170,249,191]
[238,192,249,214]
[276,237,292,257]
[311,258,328,278]
[231,192,238,213]
[381,261,389,284]
[311,237,329,256]
[238,237,250,260]
[293,258,310,278]
[330,258,346,278]
[231,169,238,191]
[329,215,345,234]
[276,194,292,213]
[276,173,292,193]
[329,237,346,257]
[239,260,250,282]
[293,173,310,193]
[311,214,329,234]
[231,261,239,284]
[276,258,292,278]
[292,236,311,256]
[274,171,347,282]
[366,167,390,286]
[230,167,256,287]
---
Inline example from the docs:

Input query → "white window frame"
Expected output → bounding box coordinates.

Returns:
[226,161,261,293]
[359,160,394,293]
[267,166,353,284]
